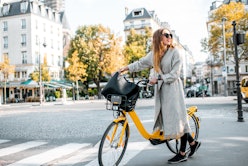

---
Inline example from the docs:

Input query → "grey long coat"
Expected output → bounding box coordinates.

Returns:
[128,47,191,139]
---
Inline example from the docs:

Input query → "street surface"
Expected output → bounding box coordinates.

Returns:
[0,96,247,165]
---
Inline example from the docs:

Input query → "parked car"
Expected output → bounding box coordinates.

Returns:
[186,83,210,97]
[241,76,248,103]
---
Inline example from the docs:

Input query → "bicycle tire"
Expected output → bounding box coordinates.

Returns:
[165,114,199,154]
[98,121,129,166]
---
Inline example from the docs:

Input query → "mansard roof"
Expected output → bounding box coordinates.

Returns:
[0,1,31,17]
[60,11,70,29]
[124,8,153,21]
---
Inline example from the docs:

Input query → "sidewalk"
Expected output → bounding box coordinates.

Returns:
[1,96,247,108]
[0,98,105,107]
[128,96,248,166]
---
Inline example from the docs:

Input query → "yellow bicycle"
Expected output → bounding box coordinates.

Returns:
[98,78,200,166]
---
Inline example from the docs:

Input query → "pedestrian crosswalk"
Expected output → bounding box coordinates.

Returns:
[0,141,47,157]
[0,139,151,166]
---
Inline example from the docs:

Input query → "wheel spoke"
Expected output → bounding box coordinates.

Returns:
[98,121,129,166]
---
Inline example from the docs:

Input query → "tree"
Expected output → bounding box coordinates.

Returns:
[123,27,152,78]
[0,55,15,104]
[30,56,51,82]
[30,56,51,102]
[65,50,87,100]
[68,24,124,99]
[202,2,248,62]
[104,35,125,74]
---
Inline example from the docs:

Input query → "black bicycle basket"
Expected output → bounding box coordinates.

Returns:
[101,72,140,111]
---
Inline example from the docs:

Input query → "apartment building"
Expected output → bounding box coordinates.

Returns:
[0,0,68,103]
[207,0,248,96]
[123,8,195,86]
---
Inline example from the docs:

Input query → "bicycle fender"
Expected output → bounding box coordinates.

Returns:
[187,106,198,116]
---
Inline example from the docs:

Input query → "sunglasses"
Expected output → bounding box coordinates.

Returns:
[163,33,173,39]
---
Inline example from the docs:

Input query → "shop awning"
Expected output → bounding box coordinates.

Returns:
[20,79,39,87]
[50,80,73,89]
[43,83,60,89]
[1,79,73,89]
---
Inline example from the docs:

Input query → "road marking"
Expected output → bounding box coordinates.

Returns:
[0,141,47,157]
[0,139,10,144]
[8,143,90,166]
[85,141,150,166]
[54,143,98,166]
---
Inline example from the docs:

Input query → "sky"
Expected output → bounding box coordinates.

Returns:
[65,0,214,62]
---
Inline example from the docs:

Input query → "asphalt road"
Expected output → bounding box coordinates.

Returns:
[0,96,247,165]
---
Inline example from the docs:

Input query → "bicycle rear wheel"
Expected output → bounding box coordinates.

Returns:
[165,114,199,154]
[98,121,129,166]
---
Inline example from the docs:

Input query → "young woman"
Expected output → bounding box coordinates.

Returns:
[119,28,201,164]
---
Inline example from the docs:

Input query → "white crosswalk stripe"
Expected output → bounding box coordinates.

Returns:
[8,143,91,166]
[0,141,47,157]
[85,141,150,166]
[54,142,99,166]
[0,139,10,144]
[0,139,150,165]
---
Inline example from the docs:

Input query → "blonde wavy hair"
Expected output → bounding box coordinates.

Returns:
[152,28,174,73]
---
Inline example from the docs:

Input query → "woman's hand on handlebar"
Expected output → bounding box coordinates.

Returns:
[149,77,158,85]
[119,66,129,73]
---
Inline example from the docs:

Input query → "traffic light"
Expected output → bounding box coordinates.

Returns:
[236,32,245,45]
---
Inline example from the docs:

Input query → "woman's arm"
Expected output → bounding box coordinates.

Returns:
[119,52,153,73]
[128,52,153,73]
[160,49,182,84]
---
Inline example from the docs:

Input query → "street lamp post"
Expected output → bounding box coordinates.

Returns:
[232,21,245,122]
[222,17,228,96]
[39,42,46,105]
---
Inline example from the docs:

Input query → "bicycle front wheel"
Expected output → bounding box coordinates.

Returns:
[98,121,129,166]
[165,114,199,154]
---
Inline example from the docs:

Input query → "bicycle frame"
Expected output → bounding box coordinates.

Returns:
[113,105,198,142]
[98,76,201,166]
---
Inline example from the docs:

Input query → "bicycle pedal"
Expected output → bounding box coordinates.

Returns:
[149,139,166,145]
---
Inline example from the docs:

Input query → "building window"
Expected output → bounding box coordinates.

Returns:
[43,38,46,46]
[22,51,27,64]
[141,20,146,27]
[21,34,27,46]
[35,51,39,64]
[35,20,38,29]
[58,56,61,66]
[20,1,28,13]
[51,54,54,65]
[21,19,26,29]
[3,53,8,58]
[35,35,39,45]
[130,21,134,28]
[51,39,53,49]
[15,72,20,79]
[3,36,8,48]
[3,21,8,31]
[51,25,53,34]
[43,23,46,32]
[22,71,27,78]
[58,41,60,50]
[2,4,10,16]
[132,9,144,17]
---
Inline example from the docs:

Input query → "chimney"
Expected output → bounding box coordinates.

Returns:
[125,7,128,16]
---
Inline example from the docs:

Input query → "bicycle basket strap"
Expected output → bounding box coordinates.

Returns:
[101,72,139,98]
